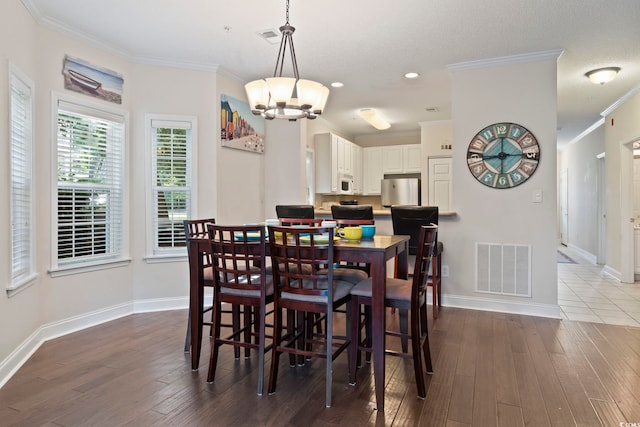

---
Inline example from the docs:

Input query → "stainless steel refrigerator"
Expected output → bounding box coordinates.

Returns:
[381,178,420,207]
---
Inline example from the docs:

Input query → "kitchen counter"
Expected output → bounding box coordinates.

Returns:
[315,208,457,218]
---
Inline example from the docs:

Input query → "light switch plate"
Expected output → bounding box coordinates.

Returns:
[532,189,543,203]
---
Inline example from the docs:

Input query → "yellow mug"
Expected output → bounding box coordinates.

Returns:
[339,226,362,241]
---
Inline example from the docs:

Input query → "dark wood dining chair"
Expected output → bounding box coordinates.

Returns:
[348,224,437,398]
[206,224,274,395]
[183,218,216,353]
[275,204,315,219]
[391,206,443,318]
[331,204,374,220]
[267,225,354,408]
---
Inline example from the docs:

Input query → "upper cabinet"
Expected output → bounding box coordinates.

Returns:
[315,133,360,195]
[382,144,422,174]
[363,147,383,195]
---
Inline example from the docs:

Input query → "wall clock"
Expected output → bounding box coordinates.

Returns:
[467,122,540,189]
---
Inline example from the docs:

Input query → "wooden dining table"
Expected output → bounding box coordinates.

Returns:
[186,233,409,412]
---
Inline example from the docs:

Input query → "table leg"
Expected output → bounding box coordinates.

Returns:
[370,252,386,412]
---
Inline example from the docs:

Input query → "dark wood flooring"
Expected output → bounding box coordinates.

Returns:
[1,306,639,426]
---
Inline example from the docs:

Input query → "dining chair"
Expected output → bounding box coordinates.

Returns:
[278,218,323,226]
[206,224,274,395]
[348,224,437,398]
[275,204,315,219]
[331,204,374,220]
[391,205,443,318]
[267,225,354,408]
[183,218,216,353]
[333,218,375,277]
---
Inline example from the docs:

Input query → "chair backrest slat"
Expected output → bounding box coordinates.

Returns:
[391,206,439,255]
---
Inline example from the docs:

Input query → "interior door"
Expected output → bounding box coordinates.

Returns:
[428,157,452,211]
[560,169,568,246]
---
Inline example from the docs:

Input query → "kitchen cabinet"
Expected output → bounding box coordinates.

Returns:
[635,228,640,274]
[403,145,422,172]
[315,133,358,194]
[363,147,383,195]
[382,146,404,173]
[352,145,362,194]
[381,144,422,174]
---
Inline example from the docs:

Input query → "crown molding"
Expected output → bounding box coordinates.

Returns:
[600,85,640,117]
[447,49,564,71]
[565,117,605,148]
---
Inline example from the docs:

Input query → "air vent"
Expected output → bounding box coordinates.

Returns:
[425,107,439,113]
[475,243,531,297]
[257,29,281,44]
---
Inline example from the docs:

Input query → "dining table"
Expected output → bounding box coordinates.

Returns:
[186,232,410,412]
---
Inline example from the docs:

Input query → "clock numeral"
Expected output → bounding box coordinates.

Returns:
[521,135,534,146]
[509,126,522,139]
[497,175,509,187]
[495,124,507,136]
[481,129,494,140]
[510,171,523,183]
[471,139,485,150]
[524,150,538,159]
[521,160,537,173]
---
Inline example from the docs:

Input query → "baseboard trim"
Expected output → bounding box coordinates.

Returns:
[442,294,561,319]
[566,244,598,264]
[0,297,187,389]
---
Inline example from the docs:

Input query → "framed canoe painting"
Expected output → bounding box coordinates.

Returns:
[220,94,265,154]
[62,55,124,104]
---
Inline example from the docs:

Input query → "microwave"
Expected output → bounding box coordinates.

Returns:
[338,174,353,194]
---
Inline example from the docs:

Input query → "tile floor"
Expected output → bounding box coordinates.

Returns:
[558,245,640,327]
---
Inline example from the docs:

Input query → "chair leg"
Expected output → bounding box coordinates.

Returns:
[257,303,266,396]
[399,309,409,353]
[244,306,252,358]
[268,306,283,395]
[286,309,296,366]
[325,306,333,408]
[431,255,439,319]
[206,301,223,383]
[410,306,426,398]
[232,304,241,359]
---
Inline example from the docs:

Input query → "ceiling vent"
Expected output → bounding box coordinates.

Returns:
[425,107,439,113]
[257,29,281,45]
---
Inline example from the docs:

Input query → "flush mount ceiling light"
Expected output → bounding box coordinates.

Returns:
[245,0,329,121]
[404,72,420,79]
[358,108,390,130]
[585,67,621,85]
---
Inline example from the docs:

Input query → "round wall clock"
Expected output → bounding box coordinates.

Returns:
[466,122,540,189]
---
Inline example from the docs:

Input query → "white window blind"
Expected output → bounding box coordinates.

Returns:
[150,117,193,255]
[55,100,125,267]
[9,66,35,290]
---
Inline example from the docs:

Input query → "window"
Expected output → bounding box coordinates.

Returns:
[8,64,35,292]
[53,97,127,273]
[146,115,196,258]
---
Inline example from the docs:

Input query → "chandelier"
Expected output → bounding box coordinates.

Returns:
[245,0,329,120]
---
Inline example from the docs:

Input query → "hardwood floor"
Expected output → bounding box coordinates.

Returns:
[1,306,639,426]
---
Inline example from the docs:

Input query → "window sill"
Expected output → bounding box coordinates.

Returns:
[6,273,38,298]
[48,258,132,278]
[143,254,188,264]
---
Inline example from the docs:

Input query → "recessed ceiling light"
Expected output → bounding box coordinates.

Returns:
[331,82,344,88]
[404,72,420,79]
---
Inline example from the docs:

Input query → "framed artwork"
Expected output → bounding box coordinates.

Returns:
[220,94,265,153]
[62,55,124,104]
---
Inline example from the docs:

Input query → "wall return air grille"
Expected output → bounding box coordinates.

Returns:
[475,243,531,297]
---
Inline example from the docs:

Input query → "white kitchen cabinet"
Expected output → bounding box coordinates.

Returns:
[382,146,404,173]
[363,147,383,195]
[314,133,339,194]
[403,145,422,172]
[352,145,362,194]
[635,228,640,274]
[315,133,359,194]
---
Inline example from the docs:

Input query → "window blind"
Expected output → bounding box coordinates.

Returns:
[9,67,35,288]
[150,118,192,254]
[56,102,125,266]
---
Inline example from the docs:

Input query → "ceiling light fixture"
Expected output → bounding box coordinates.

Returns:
[245,0,329,121]
[358,108,390,130]
[404,72,420,79]
[585,67,621,85]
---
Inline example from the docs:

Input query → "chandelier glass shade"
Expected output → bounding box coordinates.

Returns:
[245,0,329,120]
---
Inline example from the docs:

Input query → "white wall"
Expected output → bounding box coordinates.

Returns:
[447,56,559,314]
[604,90,640,276]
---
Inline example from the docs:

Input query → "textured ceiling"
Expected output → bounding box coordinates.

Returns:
[23,0,640,147]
